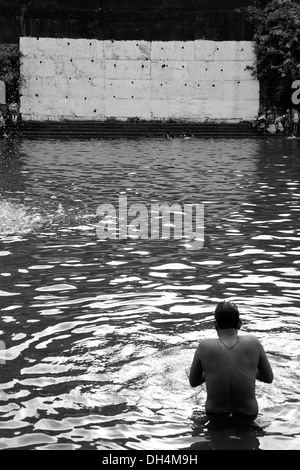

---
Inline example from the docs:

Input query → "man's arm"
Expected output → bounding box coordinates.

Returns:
[189,345,205,387]
[256,340,274,383]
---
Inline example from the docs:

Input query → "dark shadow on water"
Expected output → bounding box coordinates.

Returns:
[186,411,266,450]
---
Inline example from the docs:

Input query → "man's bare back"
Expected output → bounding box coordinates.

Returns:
[189,302,273,417]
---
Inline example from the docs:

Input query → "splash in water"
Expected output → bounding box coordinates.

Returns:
[0,199,43,236]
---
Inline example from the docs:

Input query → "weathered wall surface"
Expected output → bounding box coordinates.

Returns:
[20,37,259,122]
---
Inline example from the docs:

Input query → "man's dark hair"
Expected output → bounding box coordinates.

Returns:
[214,301,240,329]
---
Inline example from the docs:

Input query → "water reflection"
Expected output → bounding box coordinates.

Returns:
[0,137,300,449]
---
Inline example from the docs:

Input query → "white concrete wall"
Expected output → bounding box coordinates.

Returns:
[20,37,259,122]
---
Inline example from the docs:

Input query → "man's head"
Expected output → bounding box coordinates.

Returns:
[214,301,241,330]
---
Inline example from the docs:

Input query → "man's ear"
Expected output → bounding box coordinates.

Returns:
[237,319,242,330]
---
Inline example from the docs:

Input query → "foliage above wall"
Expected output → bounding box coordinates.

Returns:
[0,44,22,103]
[244,0,300,110]
[0,0,253,43]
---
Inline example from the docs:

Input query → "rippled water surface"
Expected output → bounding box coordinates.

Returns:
[0,136,300,450]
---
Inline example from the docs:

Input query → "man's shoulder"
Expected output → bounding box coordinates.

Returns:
[198,334,261,350]
[239,333,259,341]
[239,333,262,347]
[198,337,218,351]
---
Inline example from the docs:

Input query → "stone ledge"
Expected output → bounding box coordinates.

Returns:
[17,120,261,138]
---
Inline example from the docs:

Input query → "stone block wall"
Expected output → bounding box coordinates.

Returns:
[20,37,259,122]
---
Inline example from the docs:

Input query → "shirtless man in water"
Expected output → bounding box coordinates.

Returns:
[189,301,273,417]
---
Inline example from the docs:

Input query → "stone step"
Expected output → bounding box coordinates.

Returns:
[18,121,258,138]
[20,121,253,127]
[19,133,259,138]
